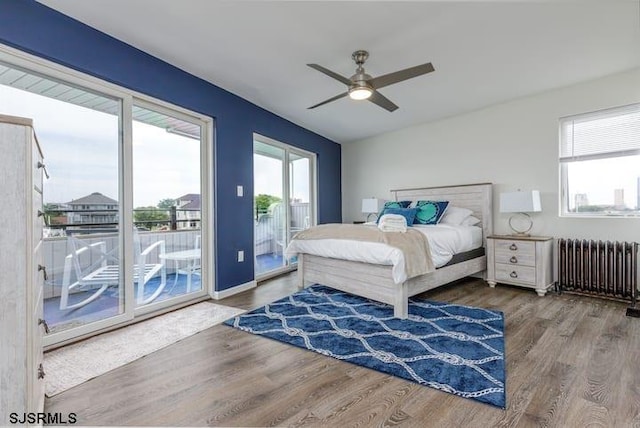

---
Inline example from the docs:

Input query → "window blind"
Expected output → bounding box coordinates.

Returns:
[559,103,640,162]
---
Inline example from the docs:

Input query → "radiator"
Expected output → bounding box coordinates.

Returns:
[557,239,638,302]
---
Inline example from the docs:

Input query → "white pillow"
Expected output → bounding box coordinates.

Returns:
[461,215,481,226]
[440,206,474,225]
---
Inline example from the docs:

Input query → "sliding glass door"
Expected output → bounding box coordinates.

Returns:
[0,49,212,346]
[0,62,128,338]
[254,135,315,278]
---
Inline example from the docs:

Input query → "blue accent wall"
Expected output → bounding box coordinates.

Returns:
[0,0,342,291]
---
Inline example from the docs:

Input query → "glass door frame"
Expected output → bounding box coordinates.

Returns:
[131,98,212,317]
[0,44,215,347]
[253,133,317,281]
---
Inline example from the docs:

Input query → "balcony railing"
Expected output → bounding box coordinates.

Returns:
[255,202,309,257]
[41,207,202,300]
[44,206,200,235]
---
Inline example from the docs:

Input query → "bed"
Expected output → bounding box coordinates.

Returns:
[286,183,493,319]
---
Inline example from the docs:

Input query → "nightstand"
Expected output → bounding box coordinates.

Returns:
[486,235,555,296]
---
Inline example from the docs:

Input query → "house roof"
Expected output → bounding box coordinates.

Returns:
[176,193,201,210]
[68,192,118,206]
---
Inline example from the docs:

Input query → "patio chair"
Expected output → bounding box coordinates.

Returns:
[59,236,167,310]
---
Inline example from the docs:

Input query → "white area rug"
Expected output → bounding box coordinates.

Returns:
[44,301,244,397]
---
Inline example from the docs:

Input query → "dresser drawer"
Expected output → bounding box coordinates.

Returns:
[33,189,43,250]
[33,244,45,303]
[495,263,536,285]
[30,287,45,413]
[32,138,44,193]
[494,239,535,255]
[495,251,535,267]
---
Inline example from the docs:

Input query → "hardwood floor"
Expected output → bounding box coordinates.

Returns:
[45,273,640,427]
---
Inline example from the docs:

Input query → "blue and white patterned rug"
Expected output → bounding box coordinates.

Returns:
[224,285,506,408]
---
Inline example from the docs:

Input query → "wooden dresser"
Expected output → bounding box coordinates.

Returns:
[486,234,555,296]
[0,114,47,425]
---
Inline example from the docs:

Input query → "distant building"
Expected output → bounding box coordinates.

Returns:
[175,193,200,229]
[574,193,588,211]
[66,192,119,226]
[614,188,625,209]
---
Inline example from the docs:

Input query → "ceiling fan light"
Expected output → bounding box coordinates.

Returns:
[349,86,373,100]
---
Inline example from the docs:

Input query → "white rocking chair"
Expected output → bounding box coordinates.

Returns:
[59,236,167,310]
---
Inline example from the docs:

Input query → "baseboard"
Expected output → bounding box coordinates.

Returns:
[626,306,640,318]
[212,280,257,300]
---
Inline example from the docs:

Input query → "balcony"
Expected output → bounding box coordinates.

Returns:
[42,207,202,334]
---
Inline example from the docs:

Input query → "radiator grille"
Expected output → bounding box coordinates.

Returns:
[557,239,638,302]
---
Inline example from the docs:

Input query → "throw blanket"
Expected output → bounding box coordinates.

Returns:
[378,213,407,233]
[292,224,435,280]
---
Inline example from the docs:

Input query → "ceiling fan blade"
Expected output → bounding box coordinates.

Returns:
[307,64,352,86]
[308,92,349,109]
[369,62,435,89]
[368,91,398,112]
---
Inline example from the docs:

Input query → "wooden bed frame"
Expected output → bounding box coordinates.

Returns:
[297,183,493,318]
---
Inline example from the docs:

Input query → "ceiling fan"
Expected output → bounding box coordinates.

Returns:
[307,50,435,112]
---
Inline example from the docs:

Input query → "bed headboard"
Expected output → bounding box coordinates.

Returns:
[390,183,493,244]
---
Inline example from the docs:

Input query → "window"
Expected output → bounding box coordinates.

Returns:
[560,103,640,217]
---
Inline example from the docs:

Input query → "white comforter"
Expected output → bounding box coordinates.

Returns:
[285,223,483,284]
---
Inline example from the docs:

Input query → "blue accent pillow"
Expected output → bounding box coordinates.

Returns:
[377,200,411,219]
[413,200,449,225]
[377,207,418,226]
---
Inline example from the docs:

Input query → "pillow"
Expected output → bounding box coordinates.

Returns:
[440,206,474,226]
[377,200,411,219]
[413,200,449,225]
[461,215,481,226]
[376,207,417,226]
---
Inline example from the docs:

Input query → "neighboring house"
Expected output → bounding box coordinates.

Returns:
[66,192,119,226]
[174,193,200,229]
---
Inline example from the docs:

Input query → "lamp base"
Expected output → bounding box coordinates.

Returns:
[508,212,533,235]
[365,213,377,223]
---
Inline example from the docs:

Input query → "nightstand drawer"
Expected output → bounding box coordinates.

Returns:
[495,251,535,267]
[494,239,535,255]
[495,264,536,285]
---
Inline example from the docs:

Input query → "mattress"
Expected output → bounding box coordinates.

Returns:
[285,223,483,284]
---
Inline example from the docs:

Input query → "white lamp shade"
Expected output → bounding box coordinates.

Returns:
[362,198,382,214]
[500,190,542,213]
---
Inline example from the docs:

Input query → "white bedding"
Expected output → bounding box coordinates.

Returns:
[285,223,483,284]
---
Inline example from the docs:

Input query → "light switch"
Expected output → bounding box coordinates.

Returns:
[237,185,243,197]
[237,250,244,262]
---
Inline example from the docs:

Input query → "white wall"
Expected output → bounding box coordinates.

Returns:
[342,68,640,242]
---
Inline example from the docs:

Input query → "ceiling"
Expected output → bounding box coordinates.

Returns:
[38,1,640,144]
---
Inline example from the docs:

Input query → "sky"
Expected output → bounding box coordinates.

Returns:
[0,85,200,207]
[567,155,640,210]
[254,153,310,202]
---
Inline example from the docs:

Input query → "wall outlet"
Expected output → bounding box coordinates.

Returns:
[236,185,243,197]
[237,250,244,262]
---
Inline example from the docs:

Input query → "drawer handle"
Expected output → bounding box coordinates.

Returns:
[509,244,518,251]
[38,264,48,281]
[38,318,50,334]
[510,271,518,278]
[37,363,46,379]
[37,161,50,179]
[510,256,518,264]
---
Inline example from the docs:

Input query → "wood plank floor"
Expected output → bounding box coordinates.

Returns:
[45,274,640,427]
